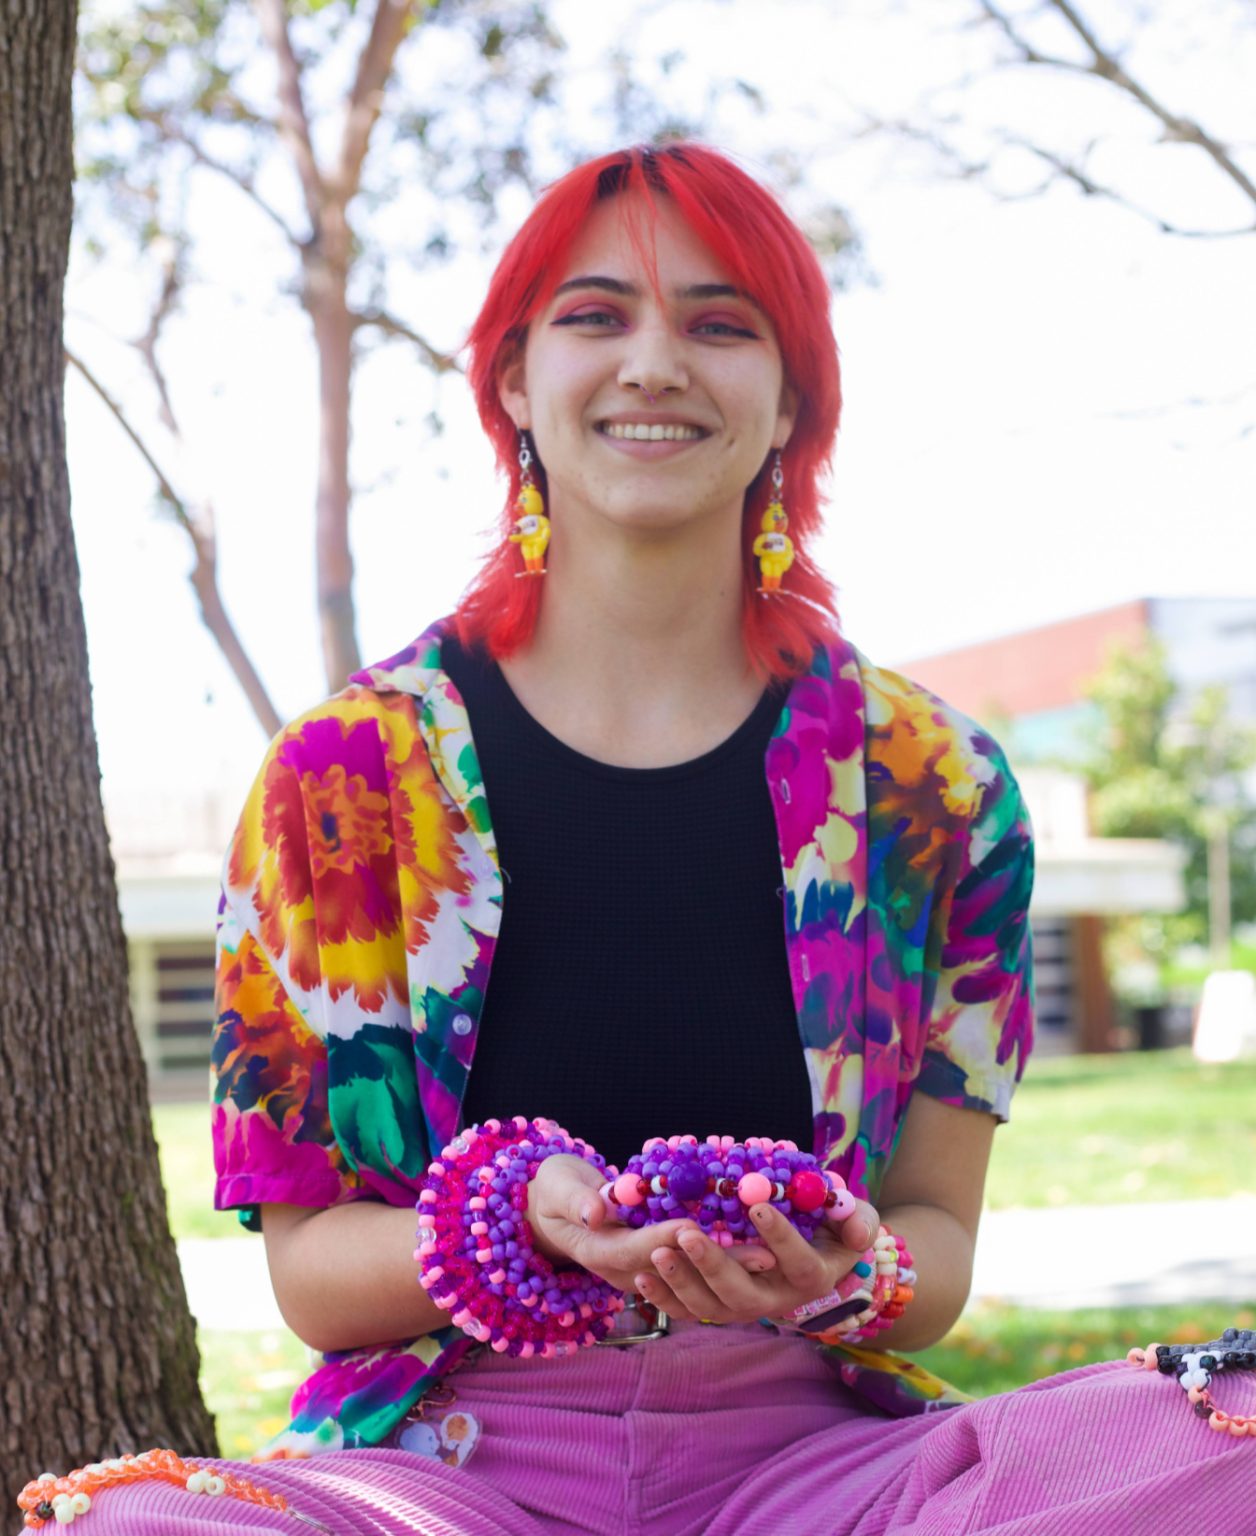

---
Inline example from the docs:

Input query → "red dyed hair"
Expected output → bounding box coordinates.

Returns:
[457,143,843,680]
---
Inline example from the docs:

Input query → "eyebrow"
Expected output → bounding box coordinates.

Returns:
[552,275,756,305]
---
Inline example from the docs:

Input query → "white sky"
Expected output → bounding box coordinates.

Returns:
[65,0,1256,820]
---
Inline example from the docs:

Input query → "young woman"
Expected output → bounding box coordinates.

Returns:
[21,144,1254,1536]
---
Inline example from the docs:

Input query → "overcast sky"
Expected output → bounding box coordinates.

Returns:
[65,0,1255,818]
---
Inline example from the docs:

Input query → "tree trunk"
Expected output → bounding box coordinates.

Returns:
[0,0,217,1511]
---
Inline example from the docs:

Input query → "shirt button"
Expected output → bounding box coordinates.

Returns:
[452,1013,473,1036]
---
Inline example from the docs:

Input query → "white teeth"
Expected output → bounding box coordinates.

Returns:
[602,422,702,441]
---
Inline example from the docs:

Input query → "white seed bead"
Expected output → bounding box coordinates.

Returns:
[104,1460,125,1472]
[71,1495,91,1514]
[185,1471,209,1494]
[205,1475,226,1496]
[51,1495,72,1509]
[37,1474,58,1485]
[53,1505,77,1526]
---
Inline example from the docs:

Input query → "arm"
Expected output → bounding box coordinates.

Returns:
[867,1092,995,1351]
[262,1154,769,1355]
[261,1201,450,1355]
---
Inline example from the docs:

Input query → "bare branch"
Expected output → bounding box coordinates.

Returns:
[254,0,327,234]
[336,0,419,200]
[160,122,302,247]
[78,64,301,247]
[65,346,283,738]
[130,241,183,435]
[976,0,1256,213]
[350,306,464,373]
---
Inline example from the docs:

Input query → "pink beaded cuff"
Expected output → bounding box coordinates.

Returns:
[417,1117,626,1356]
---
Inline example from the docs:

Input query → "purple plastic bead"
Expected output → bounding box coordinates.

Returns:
[667,1161,709,1202]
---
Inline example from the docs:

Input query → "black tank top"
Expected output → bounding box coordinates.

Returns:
[446,635,814,1171]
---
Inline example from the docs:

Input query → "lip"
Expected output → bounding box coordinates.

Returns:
[597,412,711,431]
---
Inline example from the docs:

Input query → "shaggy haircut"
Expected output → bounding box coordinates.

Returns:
[458,142,843,680]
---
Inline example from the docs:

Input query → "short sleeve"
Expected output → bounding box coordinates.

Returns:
[211,896,368,1232]
[915,755,1036,1122]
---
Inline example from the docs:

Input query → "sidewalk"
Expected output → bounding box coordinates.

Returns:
[180,1195,1256,1333]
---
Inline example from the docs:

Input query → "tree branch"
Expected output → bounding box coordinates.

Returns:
[976,0,1256,214]
[78,64,301,248]
[350,306,463,372]
[65,346,284,740]
[253,0,327,235]
[336,0,419,200]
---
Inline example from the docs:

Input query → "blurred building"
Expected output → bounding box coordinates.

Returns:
[896,596,1256,768]
[897,597,1256,1053]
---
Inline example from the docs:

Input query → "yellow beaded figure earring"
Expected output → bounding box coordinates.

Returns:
[754,451,795,594]
[508,432,550,578]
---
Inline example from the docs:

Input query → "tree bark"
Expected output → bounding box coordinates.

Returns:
[0,0,217,1511]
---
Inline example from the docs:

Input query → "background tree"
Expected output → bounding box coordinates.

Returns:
[0,0,216,1510]
[72,0,835,720]
[1072,638,1256,985]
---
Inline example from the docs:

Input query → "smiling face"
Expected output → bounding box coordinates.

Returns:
[498,194,796,544]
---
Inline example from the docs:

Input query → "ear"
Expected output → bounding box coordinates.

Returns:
[497,334,531,431]
[772,378,798,451]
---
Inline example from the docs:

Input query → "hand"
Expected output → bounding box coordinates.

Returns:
[634,1198,881,1326]
[525,1155,779,1296]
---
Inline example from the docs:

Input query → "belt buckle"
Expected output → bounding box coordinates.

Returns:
[594,1294,671,1346]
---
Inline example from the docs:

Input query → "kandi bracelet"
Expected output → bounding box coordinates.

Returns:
[597,1135,856,1247]
[417,1116,626,1356]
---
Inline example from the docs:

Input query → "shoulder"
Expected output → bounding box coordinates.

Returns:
[841,642,1026,845]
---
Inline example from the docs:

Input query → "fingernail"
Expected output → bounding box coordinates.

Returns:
[850,1220,871,1249]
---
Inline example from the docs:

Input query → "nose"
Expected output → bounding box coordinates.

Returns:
[618,319,688,399]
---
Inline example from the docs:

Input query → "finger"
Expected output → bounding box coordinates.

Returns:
[746,1204,829,1293]
[828,1200,880,1256]
[650,1243,727,1318]
[633,1270,698,1323]
[728,1243,778,1274]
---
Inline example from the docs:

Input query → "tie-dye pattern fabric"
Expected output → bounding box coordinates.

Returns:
[211,618,1034,1457]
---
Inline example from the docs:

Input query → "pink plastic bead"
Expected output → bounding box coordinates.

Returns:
[788,1170,828,1212]
[829,1189,857,1220]
[738,1171,773,1206]
[614,1172,646,1206]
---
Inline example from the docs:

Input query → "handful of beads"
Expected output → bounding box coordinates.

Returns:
[597,1134,858,1245]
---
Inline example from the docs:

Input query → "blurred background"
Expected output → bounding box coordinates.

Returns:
[67,0,1255,1453]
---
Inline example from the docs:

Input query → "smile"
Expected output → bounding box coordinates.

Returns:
[598,422,706,442]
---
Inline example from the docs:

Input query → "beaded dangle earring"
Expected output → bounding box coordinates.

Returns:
[508,431,551,578]
[753,450,795,594]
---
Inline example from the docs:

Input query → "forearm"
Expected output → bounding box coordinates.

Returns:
[261,1201,449,1355]
[860,1202,977,1353]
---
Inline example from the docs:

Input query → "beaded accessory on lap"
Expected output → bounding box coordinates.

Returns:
[1129,1329,1256,1439]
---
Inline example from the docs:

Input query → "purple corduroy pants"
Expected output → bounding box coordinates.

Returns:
[50,1321,1256,1536]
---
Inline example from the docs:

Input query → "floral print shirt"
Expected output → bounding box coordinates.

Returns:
[212,618,1035,1456]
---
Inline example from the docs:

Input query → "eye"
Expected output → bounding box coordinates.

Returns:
[551,306,625,328]
[690,315,761,340]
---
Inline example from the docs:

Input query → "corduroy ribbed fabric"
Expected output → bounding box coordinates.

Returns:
[63,1321,1256,1536]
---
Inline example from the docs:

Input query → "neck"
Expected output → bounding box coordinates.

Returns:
[498,514,764,767]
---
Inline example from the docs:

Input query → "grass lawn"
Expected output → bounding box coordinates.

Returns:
[161,1048,1256,1240]
[984,1048,1256,1209]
